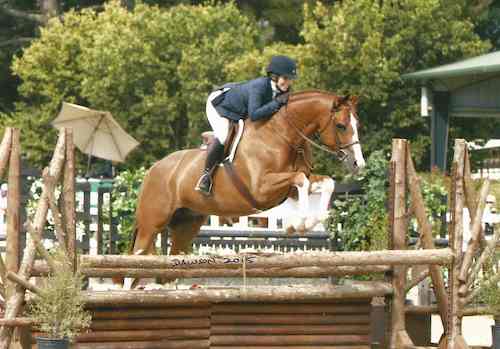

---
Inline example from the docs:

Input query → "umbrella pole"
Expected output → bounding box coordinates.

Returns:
[85,154,92,179]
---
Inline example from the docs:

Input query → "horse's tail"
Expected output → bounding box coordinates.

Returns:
[127,223,139,254]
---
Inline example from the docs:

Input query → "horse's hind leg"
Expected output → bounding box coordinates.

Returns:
[156,213,207,284]
[122,210,173,289]
[169,214,207,255]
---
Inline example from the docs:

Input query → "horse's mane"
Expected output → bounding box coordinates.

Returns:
[289,90,340,102]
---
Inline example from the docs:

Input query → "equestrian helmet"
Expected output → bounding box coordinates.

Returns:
[266,55,297,79]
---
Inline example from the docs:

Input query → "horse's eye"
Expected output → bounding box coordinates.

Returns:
[336,123,347,132]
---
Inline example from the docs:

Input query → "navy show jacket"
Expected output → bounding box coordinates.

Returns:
[212,77,282,122]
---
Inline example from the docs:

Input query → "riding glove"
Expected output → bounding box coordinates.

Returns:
[276,92,289,106]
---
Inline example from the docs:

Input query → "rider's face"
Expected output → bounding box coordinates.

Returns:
[277,76,293,92]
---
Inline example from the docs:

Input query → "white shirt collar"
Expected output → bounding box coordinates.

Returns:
[271,80,280,97]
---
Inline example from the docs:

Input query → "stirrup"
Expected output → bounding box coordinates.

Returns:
[194,173,213,196]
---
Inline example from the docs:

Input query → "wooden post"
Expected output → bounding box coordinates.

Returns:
[0,127,12,287]
[405,268,430,294]
[0,130,66,349]
[63,128,76,268]
[458,180,490,284]
[389,139,413,348]
[0,128,12,176]
[463,150,486,248]
[446,139,469,349]
[406,143,449,330]
[5,128,20,298]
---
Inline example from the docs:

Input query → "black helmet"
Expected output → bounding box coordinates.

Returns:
[266,55,297,79]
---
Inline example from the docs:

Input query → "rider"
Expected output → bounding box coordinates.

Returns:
[195,55,297,196]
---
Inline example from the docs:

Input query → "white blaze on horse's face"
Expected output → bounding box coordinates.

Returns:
[343,113,365,173]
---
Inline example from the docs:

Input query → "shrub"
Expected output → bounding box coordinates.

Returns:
[27,249,91,339]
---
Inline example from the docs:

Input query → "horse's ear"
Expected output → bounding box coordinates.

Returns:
[338,95,350,104]
[350,95,359,105]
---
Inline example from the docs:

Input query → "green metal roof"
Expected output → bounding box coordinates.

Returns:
[402,50,500,80]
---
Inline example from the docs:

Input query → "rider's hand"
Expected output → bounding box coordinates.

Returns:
[276,92,289,106]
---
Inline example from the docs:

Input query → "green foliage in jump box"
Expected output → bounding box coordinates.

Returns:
[328,150,390,252]
[328,150,448,252]
[27,249,91,340]
[109,167,146,253]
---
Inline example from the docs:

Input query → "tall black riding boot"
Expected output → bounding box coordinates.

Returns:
[195,138,225,196]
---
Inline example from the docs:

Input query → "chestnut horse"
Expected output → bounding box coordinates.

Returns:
[125,91,365,286]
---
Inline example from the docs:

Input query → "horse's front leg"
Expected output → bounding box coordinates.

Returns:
[257,172,310,234]
[304,174,335,230]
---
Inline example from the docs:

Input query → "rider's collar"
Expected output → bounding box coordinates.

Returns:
[271,80,281,96]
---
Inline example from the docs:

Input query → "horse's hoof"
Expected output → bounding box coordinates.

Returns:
[296,222,307,235]
[304,217,318,231]
[123,277,134,290]
[285,225,295,235]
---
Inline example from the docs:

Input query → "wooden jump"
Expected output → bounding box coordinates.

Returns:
[0,130,497,349]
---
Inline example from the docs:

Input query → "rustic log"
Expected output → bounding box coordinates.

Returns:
[406,143,449,329]
[405,305,494,317]
[44,172,67,253]
[80,249,453,270]
[463,150,486,248]
[83,283,393,307]
[6,271,40,295]
[210,347,370,349]
[79,265,390,279]
[459,180,490,283]
[212,303,371,314]
[0,128,12,179]
[25,220,56,273]
[211,314,370,325]
[5,128,20,298]
[461,226,500,297]
[0,256,7,296]
[0,129,66,349]
[211,324,370,335]
[0,318,33,326]
[75,339,209,349]
[405,268,429,293]
[390,139,413,348]
[63,128,76,268]
[448,139,468,349]
[210,334,370,346]
[90,307,211,319]
[77,328,209,342]
[90,318,210,331]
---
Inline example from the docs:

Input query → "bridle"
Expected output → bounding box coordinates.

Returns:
[282,99,360,162]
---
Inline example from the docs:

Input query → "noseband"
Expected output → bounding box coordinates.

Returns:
[283,100,359,162]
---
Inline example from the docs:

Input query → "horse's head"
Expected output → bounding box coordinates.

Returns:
[315,94,366,174]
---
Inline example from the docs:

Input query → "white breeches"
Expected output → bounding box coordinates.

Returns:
[206,89,230,144]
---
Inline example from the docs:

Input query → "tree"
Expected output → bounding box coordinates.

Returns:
[299,0,490,170]
[5,1,259,170]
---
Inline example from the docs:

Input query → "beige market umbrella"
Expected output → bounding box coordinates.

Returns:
[52,102,140,163]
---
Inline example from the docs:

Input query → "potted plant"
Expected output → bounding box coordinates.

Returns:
[27,249,91,349]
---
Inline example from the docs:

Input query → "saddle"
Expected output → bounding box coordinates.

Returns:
[199,120,258,209]
[200,120,244,163]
